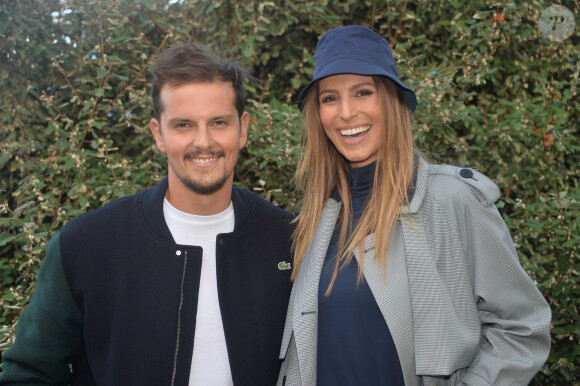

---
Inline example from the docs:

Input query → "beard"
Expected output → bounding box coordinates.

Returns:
[178,172,230,195]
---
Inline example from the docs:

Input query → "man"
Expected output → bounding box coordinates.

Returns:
[0,42,294,385]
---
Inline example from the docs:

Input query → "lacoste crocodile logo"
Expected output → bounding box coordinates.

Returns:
[278,261,291,270]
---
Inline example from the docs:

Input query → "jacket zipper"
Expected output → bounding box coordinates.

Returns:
[171,249,188,386]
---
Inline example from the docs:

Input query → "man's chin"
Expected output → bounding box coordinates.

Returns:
[180,176,228,196]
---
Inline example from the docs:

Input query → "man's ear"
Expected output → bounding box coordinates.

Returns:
[150,118,166,154]
[239,111,249,149]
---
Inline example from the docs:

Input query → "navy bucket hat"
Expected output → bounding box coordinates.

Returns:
[297,25,417,113]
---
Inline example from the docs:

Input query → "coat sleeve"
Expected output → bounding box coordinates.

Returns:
[0,234,83,385]
[451,184,552,386]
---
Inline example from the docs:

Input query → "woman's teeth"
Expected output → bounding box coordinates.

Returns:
[340,125,370,136]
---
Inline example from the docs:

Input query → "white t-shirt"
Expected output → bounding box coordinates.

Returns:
[163,198,235,386]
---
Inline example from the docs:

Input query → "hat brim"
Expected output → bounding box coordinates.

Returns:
[297,58,417,113]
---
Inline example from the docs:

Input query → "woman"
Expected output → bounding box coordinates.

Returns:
[277,25,551,386]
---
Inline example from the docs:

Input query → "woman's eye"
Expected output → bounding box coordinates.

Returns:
[356,89,373,97]
[320,96,336,104]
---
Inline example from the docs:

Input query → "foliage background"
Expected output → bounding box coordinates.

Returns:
[0,0,578,383]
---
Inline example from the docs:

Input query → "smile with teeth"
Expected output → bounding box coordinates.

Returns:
[189,157,218,164]
[340,125,370,136]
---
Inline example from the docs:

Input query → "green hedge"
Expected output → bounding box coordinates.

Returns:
[1,0,578,382]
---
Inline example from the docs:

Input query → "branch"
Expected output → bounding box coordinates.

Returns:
[394,0,408,42]
[112,33,170,105]
[3,204,48,244]
[180,0,193,30]
[98,0,120,88]
[386,0,392,41]
[393,45,422,80]
[99,0,105,60]
[102,0,120,15]
[370,0,377,30]
[52,58,80,101]
[100,136,119,184]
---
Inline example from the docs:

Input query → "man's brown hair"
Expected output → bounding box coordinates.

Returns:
[149,42,247,121]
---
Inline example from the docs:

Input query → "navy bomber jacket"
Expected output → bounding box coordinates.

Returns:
[0,178,295,386]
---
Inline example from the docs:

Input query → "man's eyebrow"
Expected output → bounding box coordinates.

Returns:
[166,114,235,125]
[211,114,235,121]
[167,117,193,125]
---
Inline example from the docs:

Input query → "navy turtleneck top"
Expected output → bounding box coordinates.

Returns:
[317,162,405,386]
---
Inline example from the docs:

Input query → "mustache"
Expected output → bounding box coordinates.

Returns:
[183,149,225,159]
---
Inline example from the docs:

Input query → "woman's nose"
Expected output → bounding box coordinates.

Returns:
[339,99,357,121]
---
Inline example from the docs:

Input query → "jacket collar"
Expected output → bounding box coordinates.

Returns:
[230,186,251,230]
[401,156,429,215]
[140,177,250,244]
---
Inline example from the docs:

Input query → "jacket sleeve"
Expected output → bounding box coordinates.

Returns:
[451,185,552,386]
[0,234,83,385]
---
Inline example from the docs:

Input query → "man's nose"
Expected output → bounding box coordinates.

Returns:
[193,127,211,149]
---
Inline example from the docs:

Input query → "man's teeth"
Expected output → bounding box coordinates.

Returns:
[340,126,370,136]
[191,157,217,164]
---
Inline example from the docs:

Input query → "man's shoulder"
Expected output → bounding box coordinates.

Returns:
[61,185,154,237]
[232,186,295,221]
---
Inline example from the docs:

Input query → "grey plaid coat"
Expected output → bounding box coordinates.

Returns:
[277,158,551,386]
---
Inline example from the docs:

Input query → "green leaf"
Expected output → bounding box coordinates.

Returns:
[78,99,94,118]
[0,233,20,247]
[0,152,11,167]
[96,67,108,79]
[557,253,571,273]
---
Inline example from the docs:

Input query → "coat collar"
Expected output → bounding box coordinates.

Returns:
[139,177,250,244]
[329,156,428,214]
[401,156,429,215]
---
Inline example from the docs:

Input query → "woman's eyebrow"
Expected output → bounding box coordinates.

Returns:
[319,82,375,95]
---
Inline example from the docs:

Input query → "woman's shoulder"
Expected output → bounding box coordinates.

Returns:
[421,161,501,209]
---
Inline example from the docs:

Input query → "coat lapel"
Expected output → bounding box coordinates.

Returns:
[354,226,421,386]
[291,199,341,386]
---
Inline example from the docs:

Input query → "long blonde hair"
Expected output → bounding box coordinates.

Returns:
[292,76,416,294]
